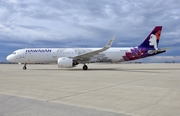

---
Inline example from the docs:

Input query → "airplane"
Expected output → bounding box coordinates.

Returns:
[6,26,167,70]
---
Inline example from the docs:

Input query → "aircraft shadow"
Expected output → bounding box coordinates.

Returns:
[29,67,180,73]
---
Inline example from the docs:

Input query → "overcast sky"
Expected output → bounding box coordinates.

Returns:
[0,0,180,62]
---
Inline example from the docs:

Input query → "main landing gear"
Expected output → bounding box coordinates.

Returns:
[82,64,88,70]
[23,63,27,70]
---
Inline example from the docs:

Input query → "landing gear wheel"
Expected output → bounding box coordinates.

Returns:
[23,66,27,70]
[83,65,88,70]
[23,63,27,70]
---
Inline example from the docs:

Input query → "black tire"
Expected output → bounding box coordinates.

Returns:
[23,66,27,70]
[83,65,88,70]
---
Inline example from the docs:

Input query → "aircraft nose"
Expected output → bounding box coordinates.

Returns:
[6,55,12,62]
[6,55,10,61]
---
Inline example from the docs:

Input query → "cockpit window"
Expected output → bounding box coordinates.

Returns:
[12,52,16,54]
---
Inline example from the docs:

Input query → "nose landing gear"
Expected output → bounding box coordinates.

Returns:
[23,63,27,70]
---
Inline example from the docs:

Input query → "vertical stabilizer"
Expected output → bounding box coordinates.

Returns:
[138,26,162,50]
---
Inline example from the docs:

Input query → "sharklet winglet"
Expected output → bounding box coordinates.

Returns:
[103,35,115,50]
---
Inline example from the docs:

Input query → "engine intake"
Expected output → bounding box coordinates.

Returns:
[58,57,73,68]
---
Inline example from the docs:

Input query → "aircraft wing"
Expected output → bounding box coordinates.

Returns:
[73,36,115,62]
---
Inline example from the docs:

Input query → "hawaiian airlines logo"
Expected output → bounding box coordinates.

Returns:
[149,30,161,50]
[26,49,52,53]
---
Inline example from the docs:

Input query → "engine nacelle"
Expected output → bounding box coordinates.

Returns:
[58,57,73,68]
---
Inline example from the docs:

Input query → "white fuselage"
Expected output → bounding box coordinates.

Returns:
[6,47,132,64]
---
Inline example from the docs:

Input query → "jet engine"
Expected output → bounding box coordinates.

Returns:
[58,57,74,68]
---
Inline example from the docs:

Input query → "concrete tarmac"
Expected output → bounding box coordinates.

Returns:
[0,63,180,116]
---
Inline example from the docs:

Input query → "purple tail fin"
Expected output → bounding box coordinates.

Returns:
[138,26,162,50]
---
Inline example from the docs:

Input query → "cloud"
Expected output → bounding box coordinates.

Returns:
[17,24,49,31]
[0,24,12,34]
[0,0,180,62]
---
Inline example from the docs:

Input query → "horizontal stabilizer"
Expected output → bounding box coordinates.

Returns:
[148,48,168,54]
